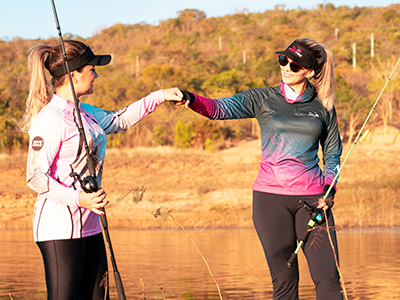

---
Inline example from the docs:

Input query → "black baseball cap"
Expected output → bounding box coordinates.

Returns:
[49,46,111,77]
[275,42,316,70]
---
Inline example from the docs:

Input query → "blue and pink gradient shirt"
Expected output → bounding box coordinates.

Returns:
[27,91,165,242]
[189,82,342,196]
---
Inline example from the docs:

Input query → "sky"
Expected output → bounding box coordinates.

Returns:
[0,0,397,40]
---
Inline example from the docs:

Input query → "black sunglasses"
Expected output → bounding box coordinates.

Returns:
[278,55,303,73]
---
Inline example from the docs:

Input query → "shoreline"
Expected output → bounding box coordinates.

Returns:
[1,138,400,230]
[3,226,400,234]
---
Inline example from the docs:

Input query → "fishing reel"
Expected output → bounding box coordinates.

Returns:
[70,172,99,193]
[300,200,325,225]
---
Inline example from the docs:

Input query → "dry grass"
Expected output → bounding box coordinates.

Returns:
[1,127,400,230]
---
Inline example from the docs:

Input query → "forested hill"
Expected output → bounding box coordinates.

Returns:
[1,4,400,153]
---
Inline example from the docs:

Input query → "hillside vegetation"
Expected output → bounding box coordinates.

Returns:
[1,4,400,153]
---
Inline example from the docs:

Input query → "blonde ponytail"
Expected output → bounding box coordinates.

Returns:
[295,38,335,112]
[19,40,88,132]
[19,44,51,132]
[314,45,334,112]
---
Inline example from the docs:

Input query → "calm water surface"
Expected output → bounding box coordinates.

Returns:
[1,228,400,299]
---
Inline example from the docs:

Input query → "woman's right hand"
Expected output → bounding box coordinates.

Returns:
[78,188,108,215]
[162,87,184,102]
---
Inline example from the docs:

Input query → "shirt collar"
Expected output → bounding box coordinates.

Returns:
[51,93,81,111]
[279,81,316,104]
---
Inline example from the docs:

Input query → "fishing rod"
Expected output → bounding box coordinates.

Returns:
[49,1,126,299]
[287,200,325,268]
[49,0,97,191]
[287,55,400,268]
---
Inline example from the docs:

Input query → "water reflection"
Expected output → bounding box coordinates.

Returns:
[1,228,400,299]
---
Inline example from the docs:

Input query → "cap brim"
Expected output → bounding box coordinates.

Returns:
[275,49,314,69]
[275,50,299,63]
[275,50,312,68]
[50,48,112,77]
[88,55,112,66]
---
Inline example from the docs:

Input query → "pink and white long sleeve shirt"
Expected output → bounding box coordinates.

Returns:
[27,91,165,242]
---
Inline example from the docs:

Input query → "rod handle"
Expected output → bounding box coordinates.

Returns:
[300,226,312,242]
[114,270,127,300]
[100,209,108,229]
[286,253,297,268]
[287,239,304,268]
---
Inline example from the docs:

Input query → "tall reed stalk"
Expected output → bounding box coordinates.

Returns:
[140,278,146,300]
[324,209,348,300]
[116,187,224,300]
[152,204,223,300]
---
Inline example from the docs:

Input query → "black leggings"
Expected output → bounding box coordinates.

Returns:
[253,191,343,300]
[37,233,109,300]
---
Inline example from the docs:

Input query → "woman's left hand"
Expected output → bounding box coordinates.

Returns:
[162,87,184,102]
[78,188,109,215]
[317,184,336,209]
[317,196,334,209]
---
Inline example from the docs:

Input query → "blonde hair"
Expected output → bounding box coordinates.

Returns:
[294,38,335,112]
[19,40,87,132]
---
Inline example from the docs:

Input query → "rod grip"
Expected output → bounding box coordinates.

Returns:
[300,226,312,242]
[286,253,297,268]
[100,210,108,229]
[114,270,127,300]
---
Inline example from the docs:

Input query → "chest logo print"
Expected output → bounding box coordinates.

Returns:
[308,112,320,118]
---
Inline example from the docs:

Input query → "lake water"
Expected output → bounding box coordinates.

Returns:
[1,227,400,299]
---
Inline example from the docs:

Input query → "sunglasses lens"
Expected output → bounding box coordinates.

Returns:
[279,55,303,73]
[278,55,288,66]
[290,64,301,73]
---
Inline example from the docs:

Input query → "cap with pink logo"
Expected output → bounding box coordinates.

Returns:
[275,42,317,70]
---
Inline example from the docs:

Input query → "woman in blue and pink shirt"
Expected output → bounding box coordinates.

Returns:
[20,40,183,299]
[181,38,343,300]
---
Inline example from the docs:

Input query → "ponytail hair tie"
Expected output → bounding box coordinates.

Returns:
[44,51,52,74]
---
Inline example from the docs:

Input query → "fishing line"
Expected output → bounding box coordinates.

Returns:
[324,55,400,201]
[356,62,399,145]
[322,56,400,299]
[49,1,126,299]
[287,55,400,300]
